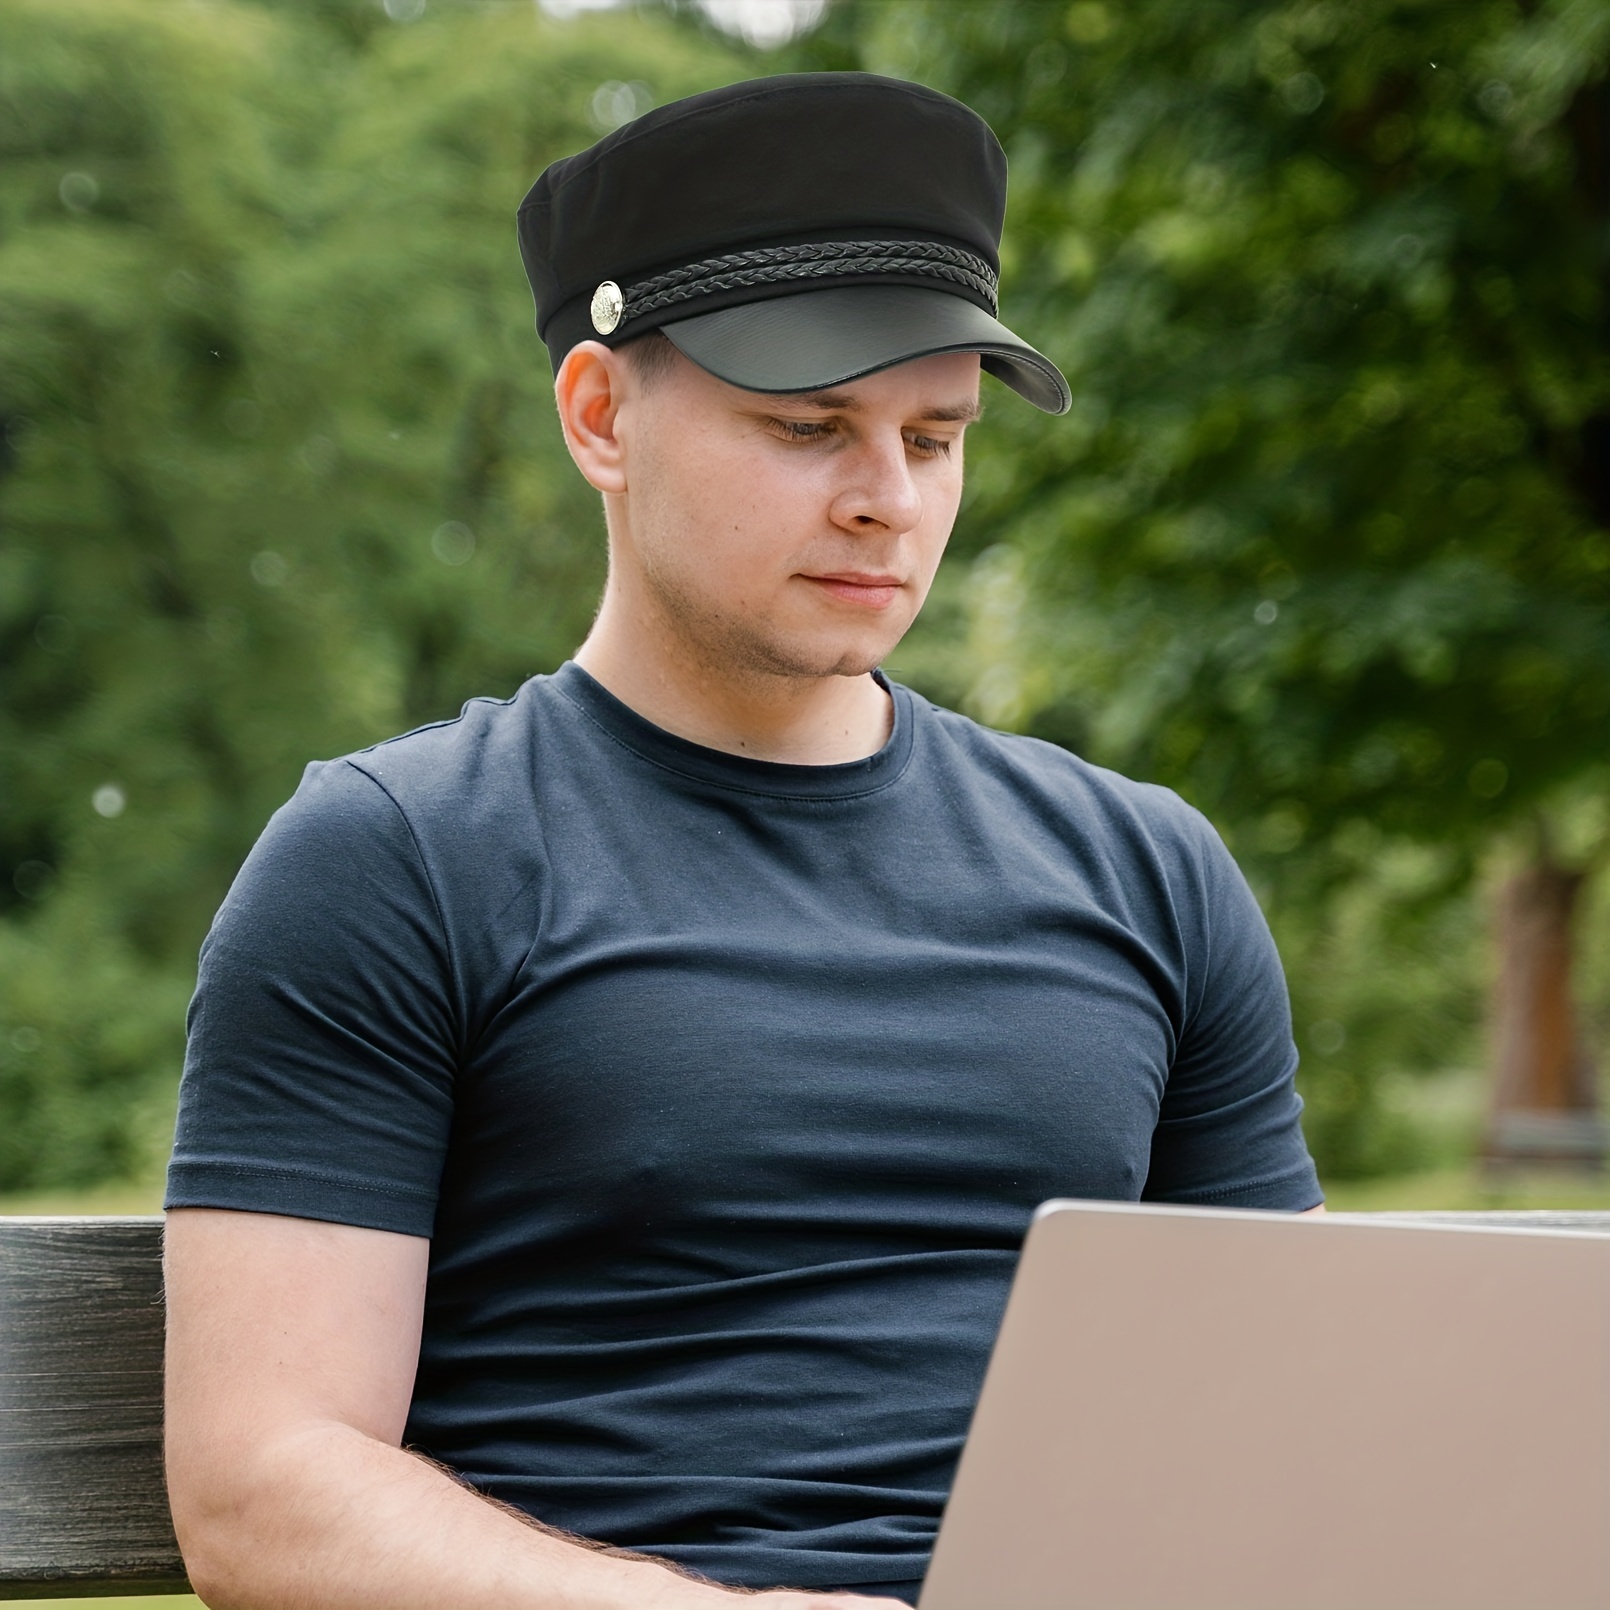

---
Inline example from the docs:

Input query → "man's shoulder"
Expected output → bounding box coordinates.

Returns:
[910,690,1217,857]
[341,681,543,796]
[268,677,566,872]
[237,679,570,944]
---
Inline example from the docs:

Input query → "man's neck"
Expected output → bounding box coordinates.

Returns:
[573,598,893,767]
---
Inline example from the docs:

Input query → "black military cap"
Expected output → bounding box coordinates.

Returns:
[517,72,1071,415]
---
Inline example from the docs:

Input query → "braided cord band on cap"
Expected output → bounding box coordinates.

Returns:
[621,239,999,322]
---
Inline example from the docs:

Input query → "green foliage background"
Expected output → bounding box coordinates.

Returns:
[0,0,741,1184]
[803,0,1610,1175]
[2,0,1607,1188]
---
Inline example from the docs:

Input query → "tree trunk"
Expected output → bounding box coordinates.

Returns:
[1484,848,1605,1171]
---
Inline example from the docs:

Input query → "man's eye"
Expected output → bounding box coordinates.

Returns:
[906,433,952,459]
[769,419,832,443]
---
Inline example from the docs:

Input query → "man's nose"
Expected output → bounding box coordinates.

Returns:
[827,433,924,536]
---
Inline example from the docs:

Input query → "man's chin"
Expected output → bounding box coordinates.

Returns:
[706,621,905,683]
[786,621,913,681]
[794,642,901,681]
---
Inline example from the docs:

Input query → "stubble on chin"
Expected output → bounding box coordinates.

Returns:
[639,556,894,687]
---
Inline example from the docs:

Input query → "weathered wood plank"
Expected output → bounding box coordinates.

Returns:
[0,1218,187,1599]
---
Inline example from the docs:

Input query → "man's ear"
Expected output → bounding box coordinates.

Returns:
[555,340,630,495]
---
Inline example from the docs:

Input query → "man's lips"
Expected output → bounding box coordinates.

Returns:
[803,572,904,609]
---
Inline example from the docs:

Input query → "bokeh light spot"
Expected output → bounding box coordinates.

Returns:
[1311,1019,1347,1057]
[251,550,289,587]
[34,615,74,653]
[59,172,99,212]
[1280,73,1324,115]
[590,81,652,131]
[431,522,476,566]
[12,861,53,901]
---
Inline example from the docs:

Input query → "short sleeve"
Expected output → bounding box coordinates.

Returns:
[165,759,460,1236]
[1141,814,1323,1211]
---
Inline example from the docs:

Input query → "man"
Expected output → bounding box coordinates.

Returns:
[163,73,1322,1610]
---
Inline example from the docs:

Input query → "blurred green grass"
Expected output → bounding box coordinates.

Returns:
[0,1176,167,1215]
[14,1590,198,1603]
[1321,1168,1610,1212]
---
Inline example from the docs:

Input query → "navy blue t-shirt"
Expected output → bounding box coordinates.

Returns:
[167,662,1320,1599]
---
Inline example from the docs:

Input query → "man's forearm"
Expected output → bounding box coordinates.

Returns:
[173,1420,719,1610]
[162,1212,898,1610]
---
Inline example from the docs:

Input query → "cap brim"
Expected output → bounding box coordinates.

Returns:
[660,285,1071,415]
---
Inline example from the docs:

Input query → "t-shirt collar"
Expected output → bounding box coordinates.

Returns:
[548,660,916,802]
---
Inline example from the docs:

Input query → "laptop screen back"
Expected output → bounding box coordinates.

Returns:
[921,1202,1610,1610]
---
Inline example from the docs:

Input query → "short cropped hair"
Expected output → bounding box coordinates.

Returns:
[621,330,679,388]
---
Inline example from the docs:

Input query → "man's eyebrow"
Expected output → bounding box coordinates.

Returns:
[920,398,985,424]
[756,391,984,423]
[758,389,862,411]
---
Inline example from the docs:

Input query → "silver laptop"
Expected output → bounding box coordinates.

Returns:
[921,1200,1610,1609]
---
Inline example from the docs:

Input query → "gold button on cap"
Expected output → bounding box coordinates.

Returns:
[590,280,624,335]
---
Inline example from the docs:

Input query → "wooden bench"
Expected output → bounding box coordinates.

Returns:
[0,1218,185,1599]
[7,1210,1610,1600]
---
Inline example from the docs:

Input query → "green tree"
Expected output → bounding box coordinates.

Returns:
[0,0,741,1188]
[801,0,1610,1173]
